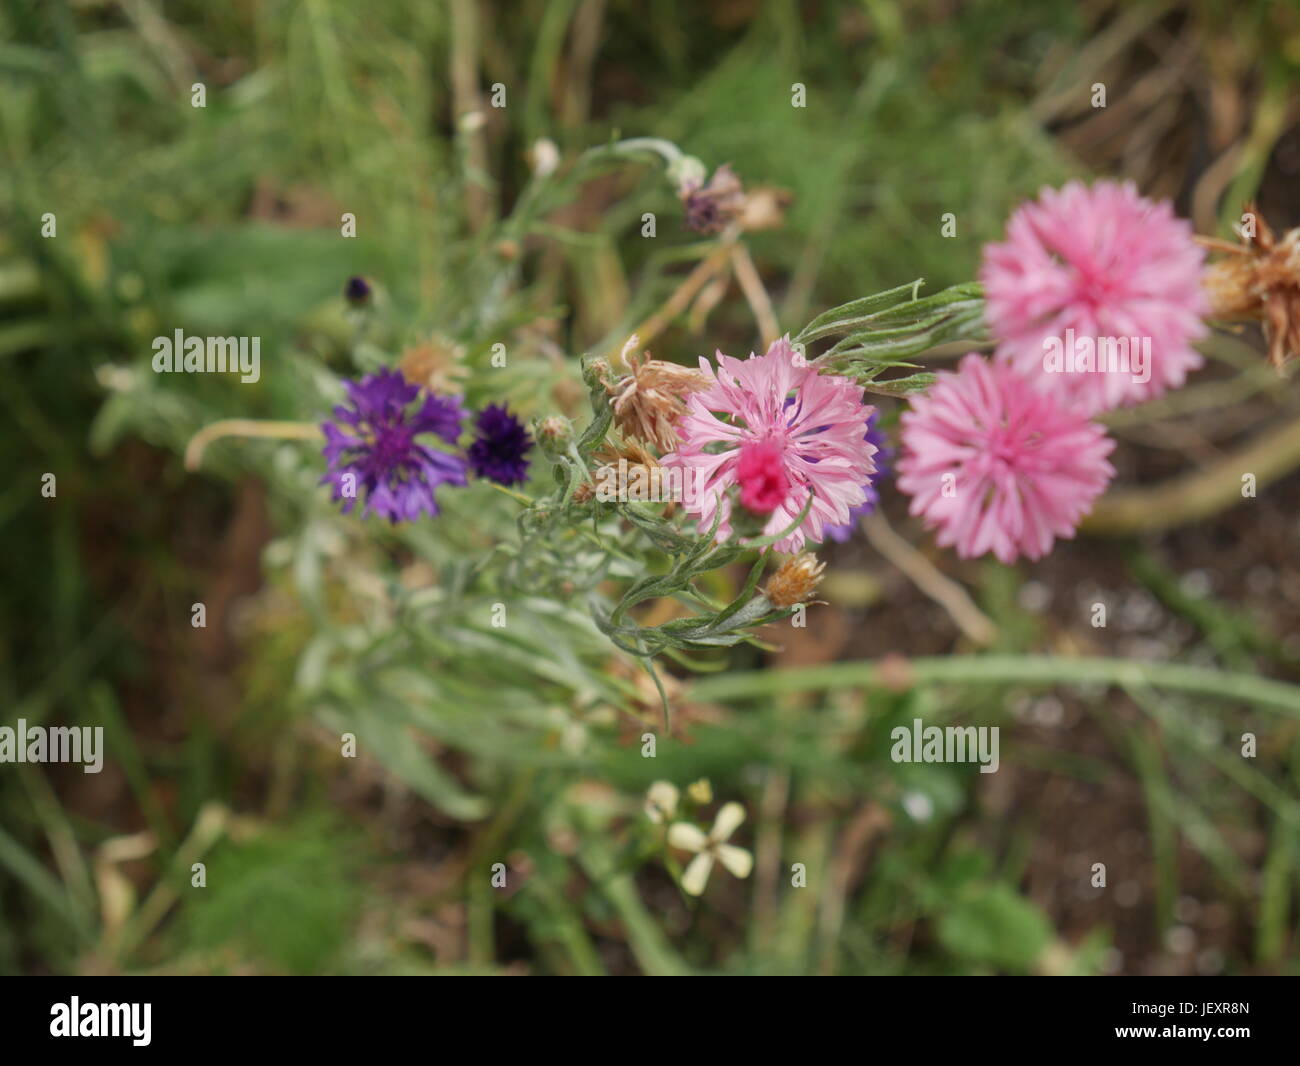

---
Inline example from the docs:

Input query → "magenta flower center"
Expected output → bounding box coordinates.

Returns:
[968,421,1041,479]
[988,426,1026,465]
[1071,261,1123,311]
[736,439,790,513]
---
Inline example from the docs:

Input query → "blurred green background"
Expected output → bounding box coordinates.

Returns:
[2,0,1299,975]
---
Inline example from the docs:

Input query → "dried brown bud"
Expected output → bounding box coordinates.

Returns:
[1202,255,1259,319]
[593,438,660,469]
[583,357,612,390]
[680,164,746,235]
[1201,206,1300,371]
[537,415,573,444]
[739,185,793,232]
[589,440,661,501]
[764,552,827,609]
[606,341,709,453]
[399,335,468,394]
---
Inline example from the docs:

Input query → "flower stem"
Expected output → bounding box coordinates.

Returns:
[690,654,1300,716]
[184,419,322,471]
[1082,414,1300,533]
[860,512,996,645]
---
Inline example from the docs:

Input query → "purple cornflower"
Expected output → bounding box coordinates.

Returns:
[321,368,467,522]
[822,410,891,543]
[467,404,532,486]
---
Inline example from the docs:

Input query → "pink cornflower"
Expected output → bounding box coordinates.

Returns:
[896,354,1115,564]
[661,337,877,554]
[981,180,1207,415]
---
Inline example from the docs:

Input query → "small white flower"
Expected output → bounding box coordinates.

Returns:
[94,364,137,392]
[644,781,680,824]
[901,790,933,823]
[530,137,560,178]
[668,801,753,896]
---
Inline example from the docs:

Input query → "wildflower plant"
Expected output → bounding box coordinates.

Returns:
[181,135,1274,737]
[145,113,1300,932]
[12,3,1300,983]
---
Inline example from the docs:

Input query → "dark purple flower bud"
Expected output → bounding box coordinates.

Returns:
[467,404,533,486]
[679,165,745,235]
[344,276,372,306]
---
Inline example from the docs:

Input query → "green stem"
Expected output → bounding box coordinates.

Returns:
[690,655,1300,717]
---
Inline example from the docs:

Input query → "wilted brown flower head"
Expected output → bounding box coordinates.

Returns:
[573,440,659,504]
[593,438,660,470]
[588,439,662,501]
[606,339,709,453]
[399,335,468,394]
[738,185,793,232]
[1201,205,1300,371]
[679,164,746,235]
[764,552,827,609]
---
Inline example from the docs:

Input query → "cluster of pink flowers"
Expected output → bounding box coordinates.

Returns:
[665,181,1211,566]
[898,180,1207,563]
